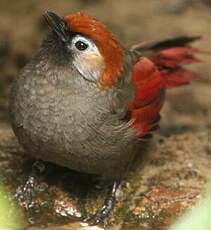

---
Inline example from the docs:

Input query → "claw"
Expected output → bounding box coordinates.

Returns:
[15,160,46,210]
[84,181,120,227]
[15,175,37,209]
[87,207,111,227]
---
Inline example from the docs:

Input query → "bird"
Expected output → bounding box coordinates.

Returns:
[9,11,201,226]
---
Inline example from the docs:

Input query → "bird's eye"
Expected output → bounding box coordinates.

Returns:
[75,41,88,51]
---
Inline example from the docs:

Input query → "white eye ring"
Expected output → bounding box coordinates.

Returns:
[71,35,97,53]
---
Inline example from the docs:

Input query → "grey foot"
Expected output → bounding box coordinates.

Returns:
[85,181,119,227]
[15,160,46,209]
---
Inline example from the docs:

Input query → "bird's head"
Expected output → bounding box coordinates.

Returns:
[43,11,125,89]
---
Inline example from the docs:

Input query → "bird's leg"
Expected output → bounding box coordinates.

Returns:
[15,160,46,210]
[87,181,120,227]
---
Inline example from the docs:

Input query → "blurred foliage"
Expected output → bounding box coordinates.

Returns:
[0,183,24,230]
[169,183,211,230]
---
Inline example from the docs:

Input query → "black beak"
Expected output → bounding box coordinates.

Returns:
[43,11,69,43]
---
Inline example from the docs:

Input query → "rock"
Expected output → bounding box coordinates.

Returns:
[0,1,211,229]
[0,122,211,230]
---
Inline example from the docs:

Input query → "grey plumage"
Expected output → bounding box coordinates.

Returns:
[9,32,139,180]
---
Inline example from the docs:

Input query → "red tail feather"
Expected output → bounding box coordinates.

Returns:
[129,46,201,139]
[154,47,200,88]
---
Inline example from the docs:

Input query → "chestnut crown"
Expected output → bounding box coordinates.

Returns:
[44,11,124,89]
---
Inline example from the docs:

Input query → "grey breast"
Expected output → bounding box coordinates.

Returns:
[9,53,137,177]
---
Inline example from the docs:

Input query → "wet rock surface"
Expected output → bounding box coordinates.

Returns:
[0,124,211,230]
[0,0,211,229]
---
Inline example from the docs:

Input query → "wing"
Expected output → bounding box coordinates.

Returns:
[128,36,202,140]
[128,57,165,140]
